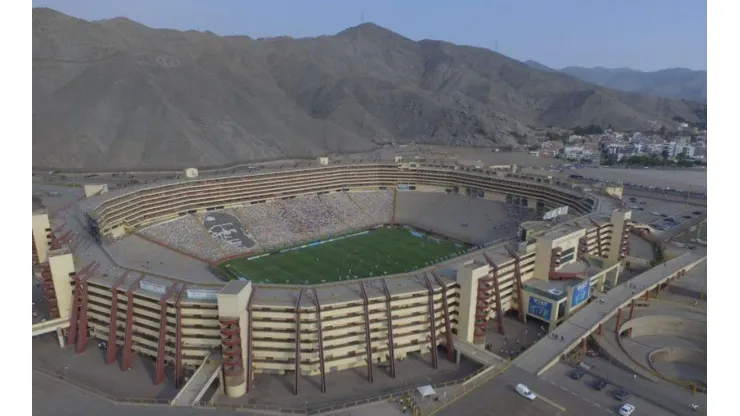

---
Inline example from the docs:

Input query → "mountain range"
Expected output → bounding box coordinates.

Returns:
[524,61,706,103]
[33,8,706,170]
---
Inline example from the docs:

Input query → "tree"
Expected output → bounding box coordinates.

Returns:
[661,148,670,161]
[659,126,667,136]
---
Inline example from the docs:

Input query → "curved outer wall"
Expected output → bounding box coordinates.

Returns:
[84,164,595,239]
[52,163,617,397]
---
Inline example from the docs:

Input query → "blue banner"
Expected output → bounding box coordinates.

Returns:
[571,281,591,308]
[527,297,552,321]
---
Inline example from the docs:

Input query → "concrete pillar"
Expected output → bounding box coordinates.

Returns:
[598,322,603,335]
[454,263,489,343]
[57,328,66,348]
[644,290,649,301]
[608,268,619,288]
[615,308,622,333]
[32,210,51,264]
[48,247,76,319]
[216,281,253,398]
[581,338,587,356]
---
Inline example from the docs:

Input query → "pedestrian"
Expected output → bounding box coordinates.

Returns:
[560,335,564,341]
[633,374,637,380]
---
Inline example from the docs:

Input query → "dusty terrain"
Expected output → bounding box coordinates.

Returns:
[33,8,706,170]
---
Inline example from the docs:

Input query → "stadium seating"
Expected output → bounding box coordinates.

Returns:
[140,191,394,261]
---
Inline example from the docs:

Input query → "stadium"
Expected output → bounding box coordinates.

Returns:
[32,159,635,402]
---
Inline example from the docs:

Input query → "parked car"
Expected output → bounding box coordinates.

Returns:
[618,403,636,416]
[615,389,630,401]
[515,383,537,401]
[570,369,586,380]
[593,379,608,391]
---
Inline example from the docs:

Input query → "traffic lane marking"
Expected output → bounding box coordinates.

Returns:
[531,390,567,412]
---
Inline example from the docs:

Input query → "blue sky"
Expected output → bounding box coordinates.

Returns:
[33,0,707,71]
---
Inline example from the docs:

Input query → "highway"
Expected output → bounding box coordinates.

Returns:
[436,365,613,416]
[514,252,706,375]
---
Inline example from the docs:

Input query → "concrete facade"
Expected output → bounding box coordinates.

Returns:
[79,164,596,240]
[35,164,635,400]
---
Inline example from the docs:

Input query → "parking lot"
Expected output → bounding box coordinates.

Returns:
[437,365,615,416]
[540,362,678,416]
[623,195,705,230]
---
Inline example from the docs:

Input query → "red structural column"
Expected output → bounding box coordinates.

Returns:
[482,253,505,335]
[358,282,374,384]
[75,263,100,353]
[505,247,526,322]
[628,299,636,337]
[246,287,256,392]
[107,272,129,364]
[155,285,176,385]
[581,338,587,356]
[598,322,603,335]
[615,308,622,333]
[293,288,305,396]
[422,274,439,370]
[67,277,82,346]
[311,288,327,394]
[75,278,91,354]
[380,279,397,379]
[121,275,144,371]
[174,284,187,388]
[431,271,455,361]
[66,262,98,348]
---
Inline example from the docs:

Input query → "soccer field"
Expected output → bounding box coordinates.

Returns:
[220,227,469,285]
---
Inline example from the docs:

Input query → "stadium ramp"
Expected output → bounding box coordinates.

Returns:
[451,335,505,367]
[171,351,222,407]
[32,317,69,337]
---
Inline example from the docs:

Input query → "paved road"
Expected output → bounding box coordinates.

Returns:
[540,362,680,416]
[437,366,614,416]
[574,354,706,415]
[32,368,265,416]
[514,252,705,374]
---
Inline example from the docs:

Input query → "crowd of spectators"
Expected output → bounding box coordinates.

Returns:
[497,203,540,234]
[236,191,393,248]
[139,191,394,261]
[140,215,244,262]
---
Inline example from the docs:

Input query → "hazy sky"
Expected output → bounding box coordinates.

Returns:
[33,0,707,71]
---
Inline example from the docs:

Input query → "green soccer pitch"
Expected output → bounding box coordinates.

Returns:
[219,227,470,285]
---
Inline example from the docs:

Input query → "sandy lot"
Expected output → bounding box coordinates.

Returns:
[576,168,707,192]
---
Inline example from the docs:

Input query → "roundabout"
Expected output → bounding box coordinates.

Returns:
[591,295,707,389]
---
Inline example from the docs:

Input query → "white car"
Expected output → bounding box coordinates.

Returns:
[515,383,537,401]
[619,403,635,416]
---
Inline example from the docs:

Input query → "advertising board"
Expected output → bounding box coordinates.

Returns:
[527,296,552,321]
[186,289,219,301]
[139,280,166,294]
[571,281,591,308]
[543,206,569,220]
